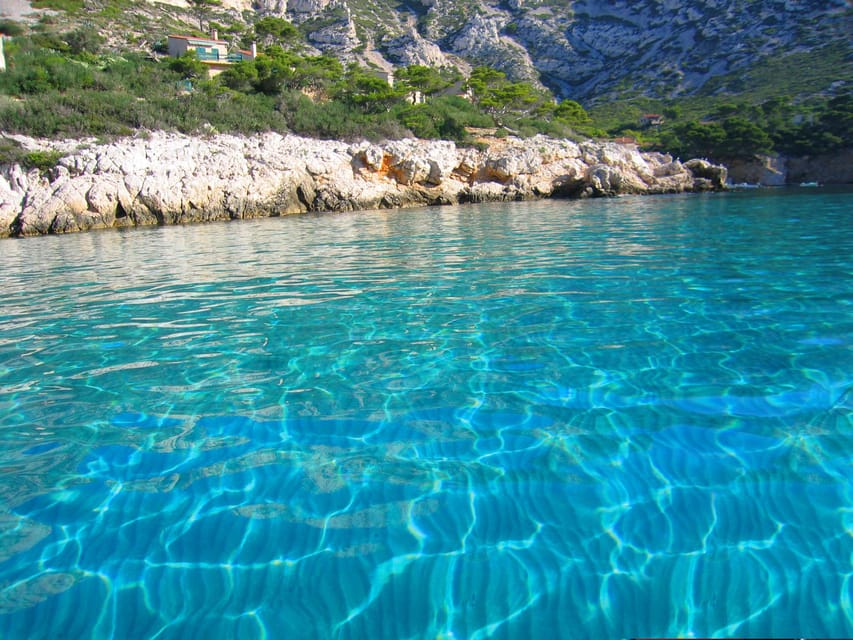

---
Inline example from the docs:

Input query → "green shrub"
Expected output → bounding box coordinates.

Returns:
[336,65,402,114]
[30,32,70,52]
[1,40,96,94]
[276,90,365,139]
[0,20,25,36]
[24,149,64,171]
[396,104,441,139]
[30,0,84,12]
[0,138,27,166]
[393,96,493,142]
[275,90,409,141]
[0,33,613,145]
[219,60,259,93]
[394,65,458,96]
[167,52,208,80]
[64,27,104,55]
[253,16,299,44]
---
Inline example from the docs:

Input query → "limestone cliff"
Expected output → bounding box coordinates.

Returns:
[7,0,848,104]
[245,0,850,102]
[725,149,853,186]
[0,132,726,238]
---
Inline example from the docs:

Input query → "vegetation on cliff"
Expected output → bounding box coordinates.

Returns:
[653,96,853,161]
[0,5,851,168]
[0,18,596,148]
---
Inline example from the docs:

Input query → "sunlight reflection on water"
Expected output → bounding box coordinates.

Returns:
[0,189,852,638]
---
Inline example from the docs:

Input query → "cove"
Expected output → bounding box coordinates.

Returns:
[0,187,851,638]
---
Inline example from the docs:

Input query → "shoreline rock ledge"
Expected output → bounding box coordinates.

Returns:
[0,132,726,238]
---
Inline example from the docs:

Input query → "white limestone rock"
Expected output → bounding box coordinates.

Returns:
[382,29,452,68]
[0,131,727,238]
[0,164,29,236]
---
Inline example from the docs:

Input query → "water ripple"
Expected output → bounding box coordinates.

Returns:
[0,190,852,638]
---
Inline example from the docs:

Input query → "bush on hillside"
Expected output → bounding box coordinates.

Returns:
[0,20,25,36]
[394,96,492,141]
[64,27,104,55]
[652,94,853,160]
[275,90,409,141]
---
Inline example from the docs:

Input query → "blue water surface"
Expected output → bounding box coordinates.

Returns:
[0,187,851,638]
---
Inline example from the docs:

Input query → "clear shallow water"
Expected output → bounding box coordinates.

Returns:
[0,188,851,639]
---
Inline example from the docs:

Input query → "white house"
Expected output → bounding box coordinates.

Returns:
[167,30,256,77]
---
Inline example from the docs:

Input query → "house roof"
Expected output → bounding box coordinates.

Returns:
[168,34,229,45]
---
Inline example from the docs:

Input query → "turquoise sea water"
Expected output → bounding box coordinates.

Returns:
[0,188,851,639]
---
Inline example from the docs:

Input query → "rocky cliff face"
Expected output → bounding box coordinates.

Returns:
[12,0,841,104]
[727,149,853,185]
[787,149,853,185]
[242,0,852,101]
[12,0,839,103]
[0,133,725,238]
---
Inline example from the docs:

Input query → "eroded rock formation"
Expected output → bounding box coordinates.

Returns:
[0,132,726,238]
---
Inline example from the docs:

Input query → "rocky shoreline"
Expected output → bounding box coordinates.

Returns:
[0,132,727,238]
[726,149,853,186]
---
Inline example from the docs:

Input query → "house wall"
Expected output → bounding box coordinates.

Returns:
[202,41,228,60]
[206,63,230,77]
[0,35,6,73]
[167,35,255,78]
[167,36,228,61]
[167,37,191,58]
